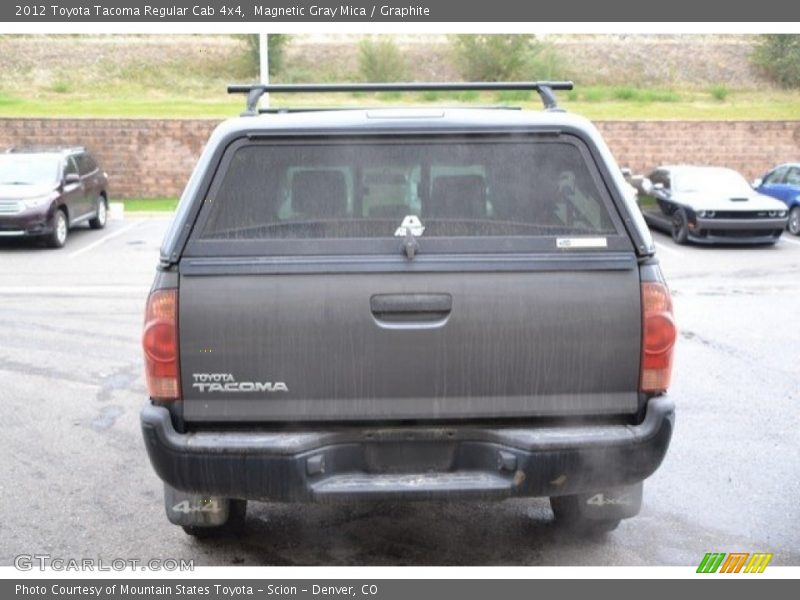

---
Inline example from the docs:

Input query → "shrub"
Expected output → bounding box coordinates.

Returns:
[752,35,800,88]
[613,86,636,100]
[50,81,70,94]
[449,35,562,82]
[710,84,729,101]
[581,87,608,102]
[358,37,408,82]
[241,34,290,78]
[638,89,680,103]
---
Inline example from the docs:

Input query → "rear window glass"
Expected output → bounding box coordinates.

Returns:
[199,138,616,240]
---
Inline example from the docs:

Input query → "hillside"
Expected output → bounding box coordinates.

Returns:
[0,34,796,119]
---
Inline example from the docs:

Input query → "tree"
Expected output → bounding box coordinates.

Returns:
[358,37,408,82]
[450,35,538,81]
[752,35,800,88]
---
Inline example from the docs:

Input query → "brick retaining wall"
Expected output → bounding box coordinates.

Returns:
[1,118,798,198]
[0,118,216,199]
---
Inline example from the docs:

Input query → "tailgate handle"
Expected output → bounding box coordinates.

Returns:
[370,293,452,325]
[371,293,452,314]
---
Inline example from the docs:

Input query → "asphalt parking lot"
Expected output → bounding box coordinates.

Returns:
[1,218,799,567]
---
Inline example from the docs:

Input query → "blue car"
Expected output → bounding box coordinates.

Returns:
[754,163,800,235]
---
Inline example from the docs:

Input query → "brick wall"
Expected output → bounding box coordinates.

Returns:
[596,121,800,181]
[1,118,798,198]
[0,118,217,199]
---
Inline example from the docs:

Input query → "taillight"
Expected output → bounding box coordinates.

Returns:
[640,281,677,393]
[143,288,180,401]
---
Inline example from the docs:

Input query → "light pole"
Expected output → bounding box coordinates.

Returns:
[259,33,269,108]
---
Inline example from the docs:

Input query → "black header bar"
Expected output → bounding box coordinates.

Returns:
[3,0,800,22]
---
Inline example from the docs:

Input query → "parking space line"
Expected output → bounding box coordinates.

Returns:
[654,241,685,257]
[779,236,800,247]
[0,285,145,296]
[68,220,143,259]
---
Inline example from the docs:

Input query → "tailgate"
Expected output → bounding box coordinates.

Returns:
[178,264,641,422]
[175,131,643,423]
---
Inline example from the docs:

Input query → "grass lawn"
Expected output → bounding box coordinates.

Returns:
[0,94,241,119]
[121,197,178,212]
[1,87,799,120]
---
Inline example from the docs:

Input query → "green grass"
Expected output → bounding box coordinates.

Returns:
[637,195,657,208]
[495,90,532,102]
[567,86,681,104]
[0,94,20,107]
[122,197,178,212]
[0,95,243,118]
[0,86,798,120]
[581,87,609,102]
[376,91,403,101]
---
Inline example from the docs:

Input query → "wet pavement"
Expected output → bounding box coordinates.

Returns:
[1,218,799,566]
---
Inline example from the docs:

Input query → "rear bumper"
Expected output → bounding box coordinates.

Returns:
[141,396,674,502]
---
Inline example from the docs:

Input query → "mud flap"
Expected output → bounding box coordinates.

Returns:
[163,484,231,527]
[572,482,643,521]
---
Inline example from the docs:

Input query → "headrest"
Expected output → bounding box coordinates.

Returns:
[425,175,486,219]
[291,170,347,218]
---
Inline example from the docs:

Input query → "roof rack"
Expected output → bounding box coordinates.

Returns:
[227,81,574,116]
[257,105,523,114]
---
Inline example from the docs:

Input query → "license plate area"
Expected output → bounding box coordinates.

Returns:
[364,441,457,473]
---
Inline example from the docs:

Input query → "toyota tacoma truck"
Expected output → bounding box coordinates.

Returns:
[140,82,676,537]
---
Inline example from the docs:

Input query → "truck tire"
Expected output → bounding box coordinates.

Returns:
[181,499,247,538]
[549,495,621,535]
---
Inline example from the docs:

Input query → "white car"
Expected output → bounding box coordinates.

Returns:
[638,165,789,245]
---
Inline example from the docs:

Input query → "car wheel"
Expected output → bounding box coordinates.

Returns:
[46,209,69,248]
[671,208,689,244]
[788,206,800,236]
[181,499,247,538]
[549,495,621,536]
[89,196,107,230]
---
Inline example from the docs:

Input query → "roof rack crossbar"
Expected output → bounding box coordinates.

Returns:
[228,81,574,116]
[257,105,524,114]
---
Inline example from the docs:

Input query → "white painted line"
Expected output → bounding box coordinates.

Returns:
[653,241,685,257]
[0,285,145,296]
[779,236,800,247]
[68,220,143,259]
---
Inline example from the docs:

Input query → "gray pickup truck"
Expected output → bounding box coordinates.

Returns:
[140,82,677,537]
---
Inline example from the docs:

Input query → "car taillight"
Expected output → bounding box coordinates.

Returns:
[640,281,677,393]
[143,288,180,401]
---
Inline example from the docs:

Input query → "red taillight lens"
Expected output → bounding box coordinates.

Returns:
[640,281,677,393]
[143,288,180,401]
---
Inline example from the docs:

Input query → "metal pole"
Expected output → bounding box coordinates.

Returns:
[259,33,269,108]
